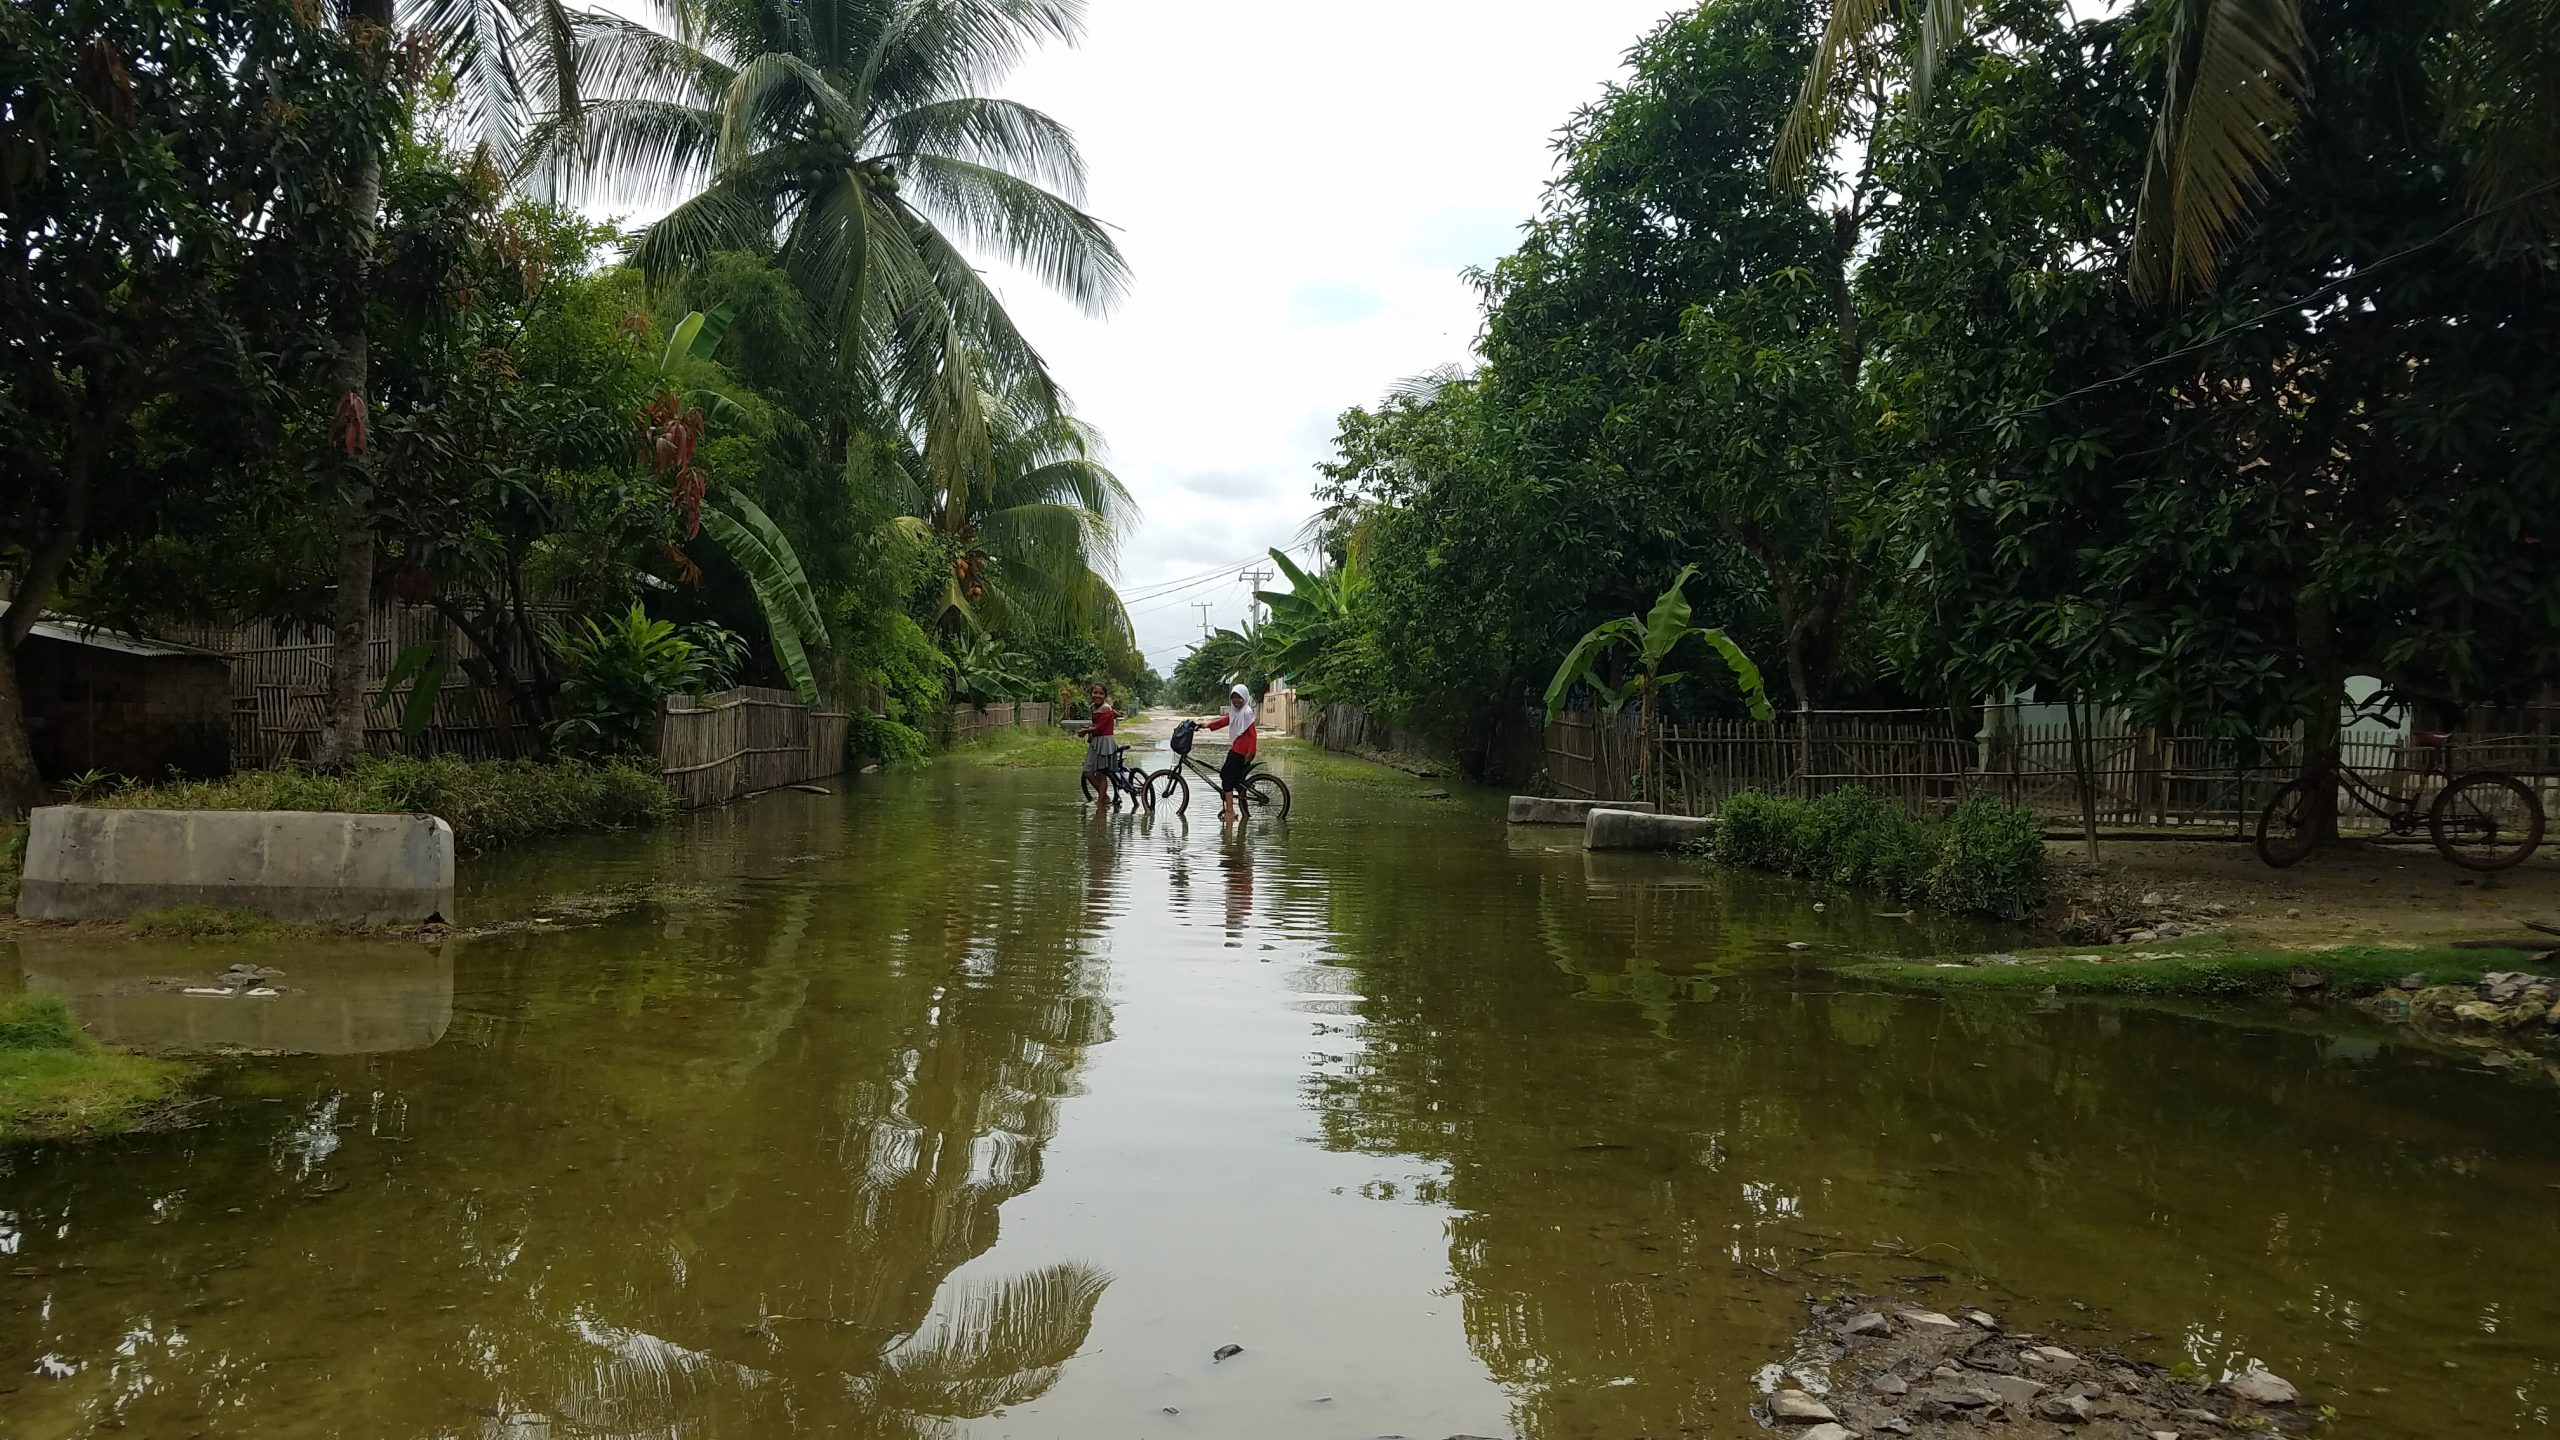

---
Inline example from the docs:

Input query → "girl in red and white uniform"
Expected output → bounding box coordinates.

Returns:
[1199,683,1257,821]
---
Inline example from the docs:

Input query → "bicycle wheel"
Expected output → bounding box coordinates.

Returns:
[1150,767,1190,818]
[1246,773,1292,821]
[2255,777,2323,868]
[1122,767,1156,815]
[2430,771,2544,871]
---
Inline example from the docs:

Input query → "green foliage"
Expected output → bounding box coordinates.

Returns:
[1926,793,2051,922]
[553,606,720,760]
[949,634,1033,705]
[1544,565,1772,722]
[93,754,675,854]
[1710,787,2044,919]
[851,715,932,767]
[701,493,831,704]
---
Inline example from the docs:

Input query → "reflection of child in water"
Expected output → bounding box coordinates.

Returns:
[1220,830,1253,942]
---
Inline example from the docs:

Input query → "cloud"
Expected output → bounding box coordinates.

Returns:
[992,0,1682,669]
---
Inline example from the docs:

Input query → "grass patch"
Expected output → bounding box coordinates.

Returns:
[947,726,1089,768]
[1848,940,2541,998]
[123,905,293,940]
[82,753,675,854]
[1260,737,1431,789]
[0,992,195,1144]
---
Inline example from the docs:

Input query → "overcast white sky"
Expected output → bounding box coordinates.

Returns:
[981,0,1688,675]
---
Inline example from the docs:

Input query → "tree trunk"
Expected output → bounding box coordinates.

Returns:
[0,419,104,818]
[0,638,39,821]
[2065,699,2103,863]
[314,0,394,771]
[2295,587,2342,843]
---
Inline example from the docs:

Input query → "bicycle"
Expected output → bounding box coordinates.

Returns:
[1079,742,1157,814]
[2256,728,2543,870]
[1149,720,1291,821]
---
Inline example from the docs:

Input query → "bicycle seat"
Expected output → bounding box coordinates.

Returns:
[1112,744,1132,757]
[2414,730,2452,749]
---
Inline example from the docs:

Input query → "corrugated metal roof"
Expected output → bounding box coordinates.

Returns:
[0,604,229,660]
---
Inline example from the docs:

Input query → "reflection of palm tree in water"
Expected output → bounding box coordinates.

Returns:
[481,802,1125,1435]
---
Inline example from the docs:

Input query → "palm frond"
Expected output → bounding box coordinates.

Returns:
[899,154,1129,316]
[523,97,721,204]
[875,96,1090,200]
[1775,0,1895,184]
[632,164,786,278]
[2129,0,2313,301]
[719,49,852,165]
[866,0,1088,115]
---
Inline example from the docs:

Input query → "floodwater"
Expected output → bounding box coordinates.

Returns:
[6,757,2560,1439]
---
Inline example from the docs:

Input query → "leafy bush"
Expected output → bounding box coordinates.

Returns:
[1925,792,2050,921]
[552,605,732,759]
[851,714,931,766]
[86,754,675,854]
[1708,786,2044,920]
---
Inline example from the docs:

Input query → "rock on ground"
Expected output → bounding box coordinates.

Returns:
[1757,1295,2313,1438]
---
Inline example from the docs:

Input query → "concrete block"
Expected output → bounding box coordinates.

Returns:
[1508,795,1657,825]
[17,807,455,927]
[1583,807,1716,852]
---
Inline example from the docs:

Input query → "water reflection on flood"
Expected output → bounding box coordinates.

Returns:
[18,942,454,1055]
[3,764,2559,1440]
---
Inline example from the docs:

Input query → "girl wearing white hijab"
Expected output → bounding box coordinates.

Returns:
[1198,683,1258,821]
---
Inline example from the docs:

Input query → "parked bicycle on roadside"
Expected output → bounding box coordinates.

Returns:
[2257,723,2544,871]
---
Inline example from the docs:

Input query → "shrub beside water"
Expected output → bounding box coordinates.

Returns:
[85,754,676,854]
[1708,787,2047,920]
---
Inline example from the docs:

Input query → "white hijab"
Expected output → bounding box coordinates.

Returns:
[1225,684,1257,734]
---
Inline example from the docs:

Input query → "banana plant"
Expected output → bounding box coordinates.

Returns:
[1545,565,1771,799]
[700,492,830,705]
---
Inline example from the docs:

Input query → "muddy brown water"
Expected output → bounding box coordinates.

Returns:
[5,759,2559,1438]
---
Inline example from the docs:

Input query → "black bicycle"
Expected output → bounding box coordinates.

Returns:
[2257,729,2543,870]
[1150,720,1291,821]
[1081,742,1157,814]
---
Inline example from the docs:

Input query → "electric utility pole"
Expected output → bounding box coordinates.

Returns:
[1192,602,1215,638]
[1238,566,1274,625]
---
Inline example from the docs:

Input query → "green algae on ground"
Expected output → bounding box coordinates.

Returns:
[0,992,196,1144]
[1847,938,2542,997]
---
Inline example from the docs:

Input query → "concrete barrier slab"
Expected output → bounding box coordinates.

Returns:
[17,807,455,927]
[1508,795,1657,825]
[1583,808,1715,852]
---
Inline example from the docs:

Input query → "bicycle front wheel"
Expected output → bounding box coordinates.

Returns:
[1245,773,1292,821]
[2255,777,2323,868]
[2431,772,2544,871]
[1150,768,1190,819]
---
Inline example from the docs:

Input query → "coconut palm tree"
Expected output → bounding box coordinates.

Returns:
[891,392,1137,665]
[526,0,1129,482]
[1773,0,2558,301]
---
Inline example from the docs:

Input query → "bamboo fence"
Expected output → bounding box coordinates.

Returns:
[1545,704,2560,838]
[946,701,1057,745]
[657,686,851,809]
[169,599,569,767]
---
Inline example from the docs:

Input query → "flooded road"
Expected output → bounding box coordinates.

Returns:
[7,758,2560,1438]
